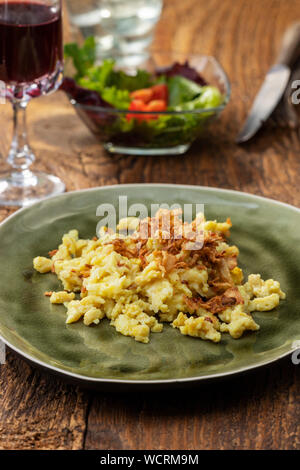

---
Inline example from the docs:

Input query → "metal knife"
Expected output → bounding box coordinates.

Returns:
[236,22,300,143]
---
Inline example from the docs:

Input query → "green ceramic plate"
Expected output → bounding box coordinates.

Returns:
[0,184,299,390]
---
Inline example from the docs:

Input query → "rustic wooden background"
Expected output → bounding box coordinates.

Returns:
[0,0,299,450]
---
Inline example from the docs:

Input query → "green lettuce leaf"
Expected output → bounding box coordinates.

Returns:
[173,86,223,111]
[101,87,131,109]
[64,37,97,80]
[167,75,203,106]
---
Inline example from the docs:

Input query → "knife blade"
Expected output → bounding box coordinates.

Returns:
[236,22,300,143]
[236,65,290,143]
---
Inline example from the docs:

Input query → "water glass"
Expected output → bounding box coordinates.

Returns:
[66,0,163,66]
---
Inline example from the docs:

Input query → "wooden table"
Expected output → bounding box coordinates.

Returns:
[0,0,299,450]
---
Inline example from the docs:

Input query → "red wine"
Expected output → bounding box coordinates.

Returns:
[0,1,62,84]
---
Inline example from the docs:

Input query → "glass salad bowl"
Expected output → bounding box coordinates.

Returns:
[62,51,231,155]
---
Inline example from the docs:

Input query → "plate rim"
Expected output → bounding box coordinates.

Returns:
[0,183,299,385]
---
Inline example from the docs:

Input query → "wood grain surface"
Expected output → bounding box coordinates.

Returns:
[0,0,299,450]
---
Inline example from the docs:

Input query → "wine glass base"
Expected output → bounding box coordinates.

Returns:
[0,171,65,207]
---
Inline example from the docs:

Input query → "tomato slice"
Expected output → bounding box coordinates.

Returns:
[146,99,167,111]
[151,84,168,102]
[130,88,153,103]
[144,99,167,119]
[127,98,167,121]
[129,99,145,109]
[126,99,147,121]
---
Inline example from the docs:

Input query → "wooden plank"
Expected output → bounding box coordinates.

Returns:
[0,350,89,450]
[84,358,299,450]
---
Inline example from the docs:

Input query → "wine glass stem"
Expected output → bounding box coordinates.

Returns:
[7,101,36,186]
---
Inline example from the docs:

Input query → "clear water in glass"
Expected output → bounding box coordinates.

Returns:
[67,0,163,65]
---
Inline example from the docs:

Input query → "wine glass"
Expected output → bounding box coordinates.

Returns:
[0,0,64,206]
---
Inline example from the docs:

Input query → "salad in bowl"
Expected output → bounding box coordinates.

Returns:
[61,38,230,155]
